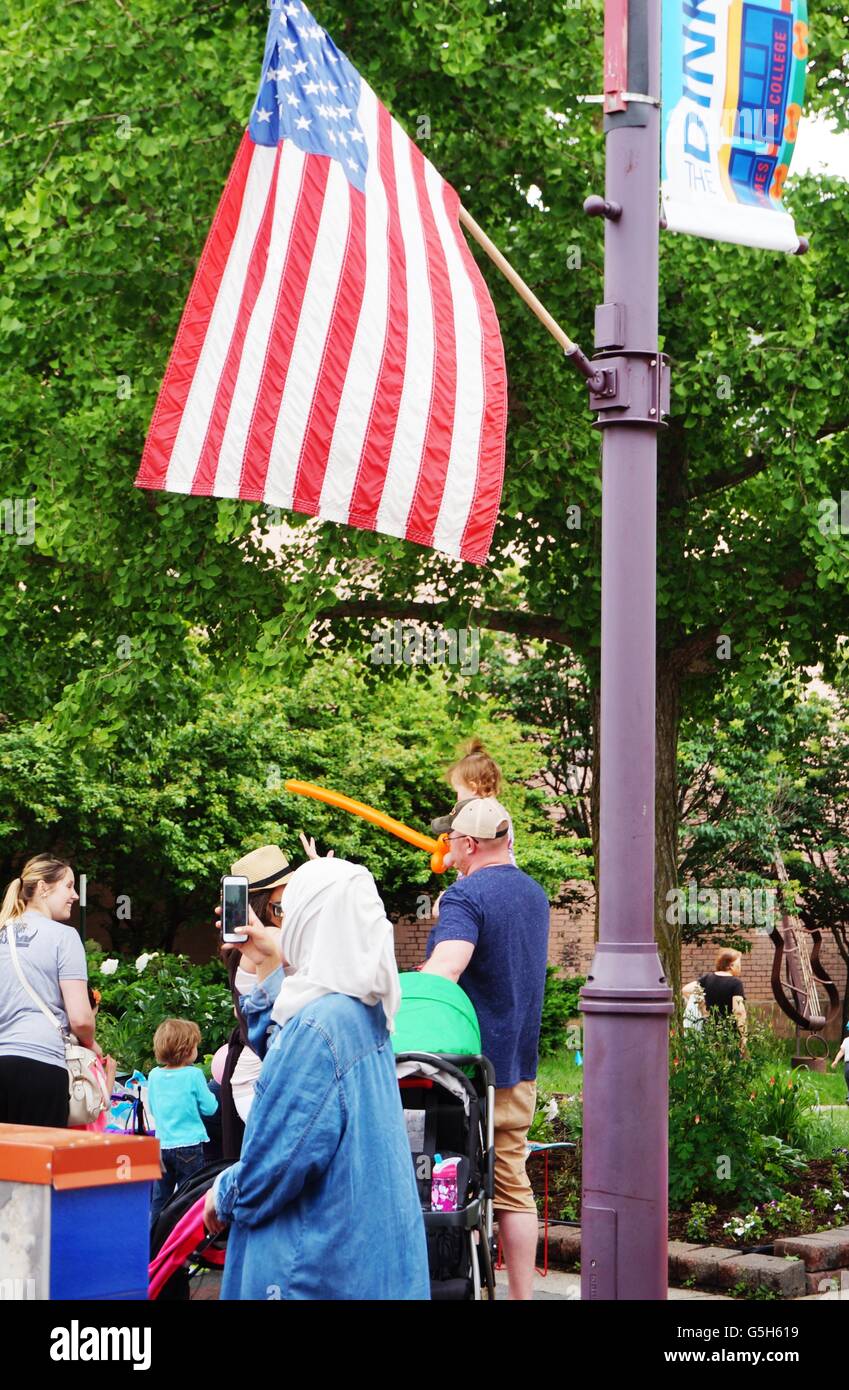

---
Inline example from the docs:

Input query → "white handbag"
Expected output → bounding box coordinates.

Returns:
[682,983,708,1032]
[6,922,111,1125]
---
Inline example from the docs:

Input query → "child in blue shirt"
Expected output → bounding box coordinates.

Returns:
[148,1018,218,1229]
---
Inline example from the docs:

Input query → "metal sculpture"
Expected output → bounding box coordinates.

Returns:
[770,847,839,1033]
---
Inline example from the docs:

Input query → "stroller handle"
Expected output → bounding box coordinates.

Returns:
[395,1051,496,1093]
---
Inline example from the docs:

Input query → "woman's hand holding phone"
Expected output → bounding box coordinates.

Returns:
[216,903,284,981]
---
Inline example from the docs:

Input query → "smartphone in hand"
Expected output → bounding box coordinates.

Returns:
[220,875,250,943]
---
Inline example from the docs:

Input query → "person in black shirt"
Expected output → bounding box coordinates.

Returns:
[683,949,747,1047]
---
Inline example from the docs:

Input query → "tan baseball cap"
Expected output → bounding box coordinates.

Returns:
[432,798,510,841]
[230,845,296,892]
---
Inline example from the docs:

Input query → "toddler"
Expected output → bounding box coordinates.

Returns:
[445,739,516,865]
[429,741,516,922]
[148,1018,218,1229]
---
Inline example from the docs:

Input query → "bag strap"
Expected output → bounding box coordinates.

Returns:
[5,920,64,1033]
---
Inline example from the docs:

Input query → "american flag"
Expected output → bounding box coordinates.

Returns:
[135,1,507,566]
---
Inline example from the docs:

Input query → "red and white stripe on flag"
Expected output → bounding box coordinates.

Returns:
[136,54,507,565]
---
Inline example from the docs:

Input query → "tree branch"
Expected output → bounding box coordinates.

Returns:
[315,599,575,647]
[689,416,849,501]
[816,417,849,442]
[689,453,769,501]
[0,101,182,149]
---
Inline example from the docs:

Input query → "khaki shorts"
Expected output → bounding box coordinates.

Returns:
[492,1079,537,1214]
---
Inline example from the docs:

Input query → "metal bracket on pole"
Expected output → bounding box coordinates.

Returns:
[587,350,670,428]
[581,93,661,107]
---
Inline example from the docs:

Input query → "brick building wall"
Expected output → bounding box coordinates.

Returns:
[393,914,433,973]
[88,874,844,1043]
[392,890,848,1041]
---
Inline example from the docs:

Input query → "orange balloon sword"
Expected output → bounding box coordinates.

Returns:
[284,780,449,874]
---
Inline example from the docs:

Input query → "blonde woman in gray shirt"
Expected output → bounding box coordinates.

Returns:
[0,856,97,1126]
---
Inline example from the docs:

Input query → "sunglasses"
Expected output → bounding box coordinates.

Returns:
[268,902,285,919]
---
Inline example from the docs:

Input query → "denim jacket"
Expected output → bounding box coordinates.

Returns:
[213,967,430,1300]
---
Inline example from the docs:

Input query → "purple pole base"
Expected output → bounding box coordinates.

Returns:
[581,945,672,1299]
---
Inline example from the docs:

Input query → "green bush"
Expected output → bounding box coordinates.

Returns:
[528,1089,555,1144]
[751,1074,811,1152]
[745,1013,790,1070]
[754,1134,809,1191]
[685,1201,716,1242]
[669,1012,816,1207]
[559,1092,584,1144]
[539,968,585,1059]
[722,1209,767,1244]
[762,1193,806,1232]
[87,943,233,1074]
[729,1178,849,1242]
[529,1089,582,1221]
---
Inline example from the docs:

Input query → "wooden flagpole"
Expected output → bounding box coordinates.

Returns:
[458,204,603,385]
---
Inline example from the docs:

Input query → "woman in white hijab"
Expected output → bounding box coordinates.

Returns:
[204,858,430,1300]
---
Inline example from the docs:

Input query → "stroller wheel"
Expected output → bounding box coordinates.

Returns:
[478,1230,496,1300]
[470,1235,482,1299]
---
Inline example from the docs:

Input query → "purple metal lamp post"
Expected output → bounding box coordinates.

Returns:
[578,0,674,1299]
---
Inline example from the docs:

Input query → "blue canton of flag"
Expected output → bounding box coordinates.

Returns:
[249,0,368,194]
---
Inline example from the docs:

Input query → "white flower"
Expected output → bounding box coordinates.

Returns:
[135,951,158,972]
[99,959,119,976]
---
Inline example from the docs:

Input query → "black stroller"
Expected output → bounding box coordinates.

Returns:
[149,1070,497,1301]
[396,1050,497,1300]
[148,1160,230,1300]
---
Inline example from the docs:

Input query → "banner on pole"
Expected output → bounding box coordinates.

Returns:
[661,0,808,252]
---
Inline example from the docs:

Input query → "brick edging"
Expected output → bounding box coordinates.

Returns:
[535,1224,849,1296]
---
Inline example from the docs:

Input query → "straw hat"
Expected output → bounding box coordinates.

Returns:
[230,845,296,892]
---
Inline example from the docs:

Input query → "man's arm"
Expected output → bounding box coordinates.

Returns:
[420,940,474,984]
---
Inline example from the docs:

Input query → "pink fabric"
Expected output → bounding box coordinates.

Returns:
[211,1044,230,1085]
[86,1058,109,1131]
[148,1195,212,1300]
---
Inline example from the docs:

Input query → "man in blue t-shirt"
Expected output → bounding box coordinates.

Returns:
[421,797,549,1301]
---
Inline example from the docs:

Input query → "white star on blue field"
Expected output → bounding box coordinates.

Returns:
[250,0,368,193]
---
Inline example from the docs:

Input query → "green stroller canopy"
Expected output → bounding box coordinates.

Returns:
[393,972,481,1056]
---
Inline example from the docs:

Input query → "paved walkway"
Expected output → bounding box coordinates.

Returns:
[187,1267,741,1301]
[494,1269,734,1301]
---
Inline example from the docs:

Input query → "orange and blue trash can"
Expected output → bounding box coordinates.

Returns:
[0,1124,160,1300]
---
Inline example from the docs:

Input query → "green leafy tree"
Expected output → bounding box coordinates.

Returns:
[0,651,589,949]
[2,0,848,1003]
[676,666,849,1023]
